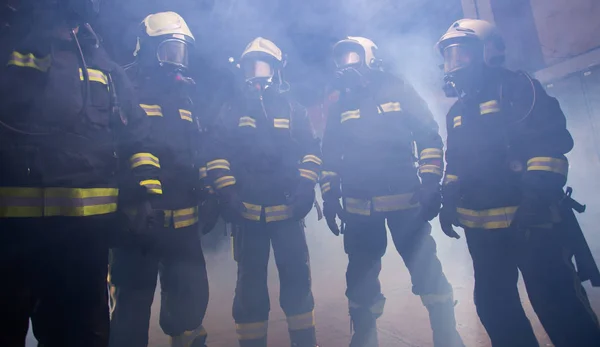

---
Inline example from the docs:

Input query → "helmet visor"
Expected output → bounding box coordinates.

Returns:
[333,45,363,68]
[157,39,189,69]
[242,59,274,80]
[443,43,476,74]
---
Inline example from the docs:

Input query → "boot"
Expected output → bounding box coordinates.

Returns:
[170,325,208,347]
[290,327,318,347]
[423,299,464,347]
[349,307,378,347]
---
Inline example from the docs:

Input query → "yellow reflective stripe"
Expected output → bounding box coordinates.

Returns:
[320,171,338,179]
[236,321,268,341]
[287,311,315,331]
[299,169,318,183]
[453,116,462,128]
[457,206,518,229]
[179,109,193,122]
[527,157,569,176]
[420,292,453,306]
[341,109,360,123]
[372,194,419,212]
[207,159,231,171]
[419,164,442,176]
[239,116,256,128]
[0,187,44,217]
[7,51,51,72]
[172,206,199,228]
[79,68,108,85]
[129,153,160,169]
[443,174,459,185]
[320,182,331,194]
[265,204,293,223]
[378,101,402,113]
[215,176,236,190]
[140,104,163,117]
[242,202,262,221]
[274,118,290,129]
[345,197,371,216]
[302,154,322,166]
[140,180,163,195]
[420,148,443,160]
[199,167,207,179]
[480,100,500,115]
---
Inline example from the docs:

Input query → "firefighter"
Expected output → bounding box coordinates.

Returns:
[437,19,600,347]
[206,37,320,347]
[108,12,215,347]
[0,0,161,346]
[321,36,464,347]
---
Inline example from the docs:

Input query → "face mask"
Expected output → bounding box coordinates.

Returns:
[442,42,484,97]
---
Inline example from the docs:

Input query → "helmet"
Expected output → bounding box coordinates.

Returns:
[134,11,195,71]
[239,37,284,82]
[332,36,381,70]
[435,19,505,75]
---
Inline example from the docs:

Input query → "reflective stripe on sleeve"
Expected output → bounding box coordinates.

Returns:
[527,157,569,177]
[480,100,500,115]
[207,159,231,171]
[214,176,236,190]
[199,167,208,180]
[179,109,193,122]
[273,118,290,129]
[140,104,163,117]
[236,321,268,341]
[129,153,160,169]
[140,180,163,195]
[286,311,315,331]
[378,102,402,113]
[265,205,293,223]
[320,182,331,194]
[242,203,261,221]
[372,193,419,212]
[453,116,462,128]
[344,197,371,216]
[302,154,322,166]
[443,174,459,185]
[7,51,51,72]
[420,148,443,160]
[299,169,318,183]
[172,206,199,228]
[457,206,518,229]
[419,164,442,176]
[341,110,360,123]
[239,116,257,128]
[79,68,108,85]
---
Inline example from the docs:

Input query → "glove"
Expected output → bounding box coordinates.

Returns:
[132,200,163,234]
[410,183,442,221]
[323,198,344,236]
[288,180,316,220]
[439,203,461,239]
[218,185,246,222]
[199,195,220,235]
[512,190,559,228]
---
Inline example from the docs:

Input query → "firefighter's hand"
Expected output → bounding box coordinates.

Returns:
[199,195,220,235]
[513,192,558,228]
[439,204,461,239]
[288,180,316,220]
[323,198,344,236]
[411,183,442,221]
[132,200,163,234]
[218,185,246,221]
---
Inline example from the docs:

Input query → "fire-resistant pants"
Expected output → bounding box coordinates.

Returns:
[0,215,113,347]
[465,224,600,347]
[108,224,209,347]
[232,219,316,347]
[343,208,462,347]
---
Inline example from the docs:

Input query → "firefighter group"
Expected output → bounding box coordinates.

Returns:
[1,2,600,347]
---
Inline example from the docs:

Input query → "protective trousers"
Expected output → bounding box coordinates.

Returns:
[343,209,463,347]
[0,215,113,347]
[232,219,316,347]
[109,224,209,347]
[466,225,600,347]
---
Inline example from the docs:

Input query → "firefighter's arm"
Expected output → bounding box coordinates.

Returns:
[111,65,162,198]
[401,81,444,184]
[292,104,322,186]
[517,75,574,191]
[442,103,461,189]
[320,103,344,199]
[205,104,237,192]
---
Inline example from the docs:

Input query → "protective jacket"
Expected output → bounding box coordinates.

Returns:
[321,72,444,215]
[443,68,573,227]
[0,36,161,218]
[206,90,321,222]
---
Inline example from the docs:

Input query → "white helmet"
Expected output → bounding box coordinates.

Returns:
[239,37,286,85]
[332,36,382,70]
[134,11,195,70]
[436,19,505,74]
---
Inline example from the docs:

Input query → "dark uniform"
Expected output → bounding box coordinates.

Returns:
[207,92,320,347]
[321,72,462,346]
[109,82,210,347]
[443,67,600,347]
[0,37,160,346]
